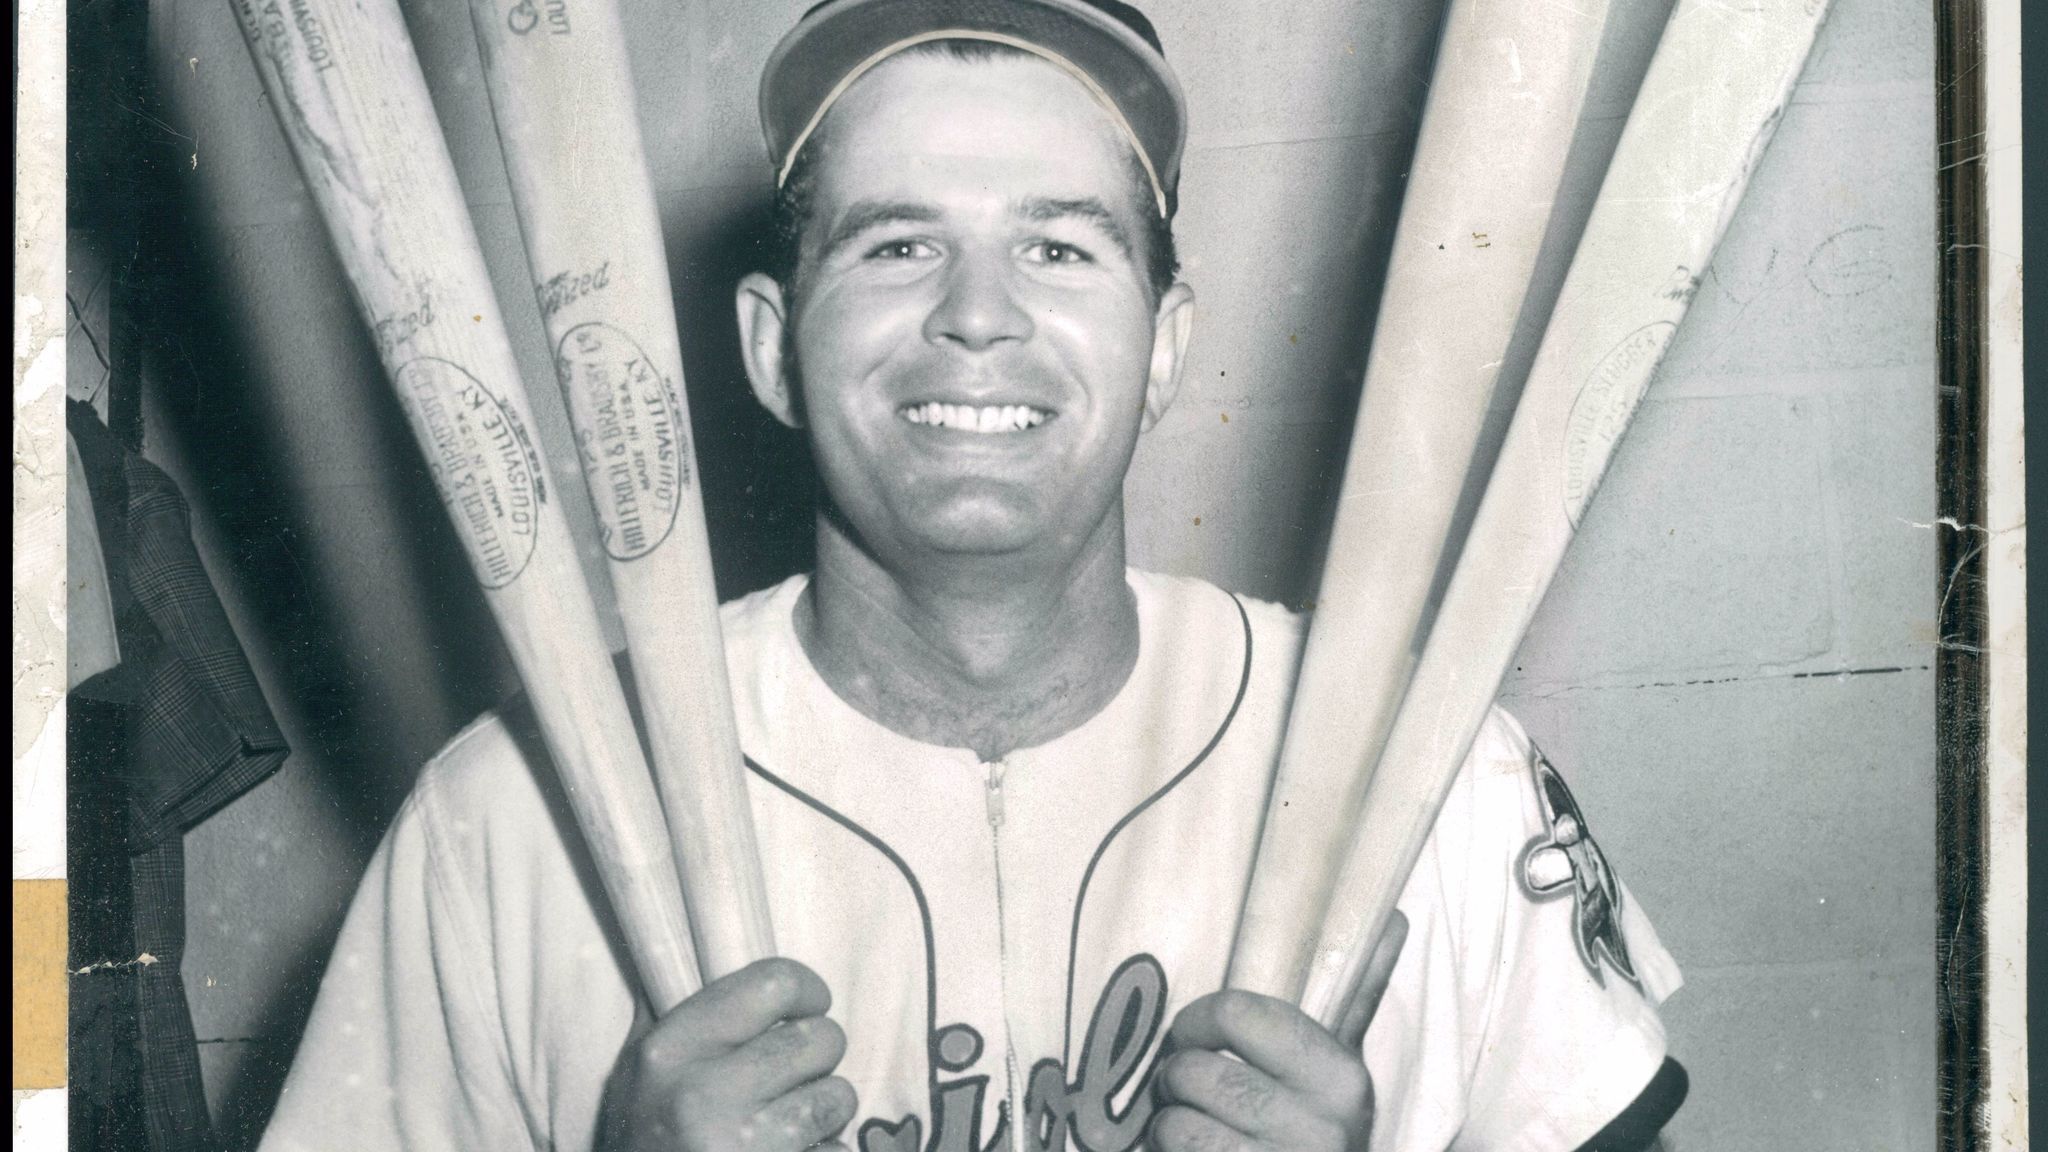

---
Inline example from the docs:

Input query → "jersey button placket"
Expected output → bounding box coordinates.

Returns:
[983,757,1030,1152]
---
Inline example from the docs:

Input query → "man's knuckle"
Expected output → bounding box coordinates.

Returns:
[1191,1119,1238,1152]
[788,1091,822,1133]
[1306,1115,1350,1152]
[1327,1057,1365,1100]
[784,1014,823,1048]
[754,1078,856,1149]
[819,1077,858,1126]
[671,1080,714,1128]
[809,1016,848,1063]
[754,957,803,1002]
[630,1035,666,1077]
[671,1108,716,1152]
[639,1037,697,1089]
[1156,1105,1240,1152]
[1151,1105,1197,1151]
[1217,1063,1274,1123]
[1212,991,1253,1033]
[1159,1050,1196,1098]
[756,1022,810,1069]
[1285,1010,1326,1059]
[745,1101,794,1147]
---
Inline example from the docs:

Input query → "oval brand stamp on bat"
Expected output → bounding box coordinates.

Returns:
[1562,321,1677,529]
[557,322,688,561]
[396,357,547,589]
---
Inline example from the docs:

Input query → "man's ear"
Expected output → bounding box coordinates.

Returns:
[1140,282,1196,432]
[735,272,802,429]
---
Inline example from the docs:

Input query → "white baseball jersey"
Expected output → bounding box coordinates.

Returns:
[262,570,1681,1152]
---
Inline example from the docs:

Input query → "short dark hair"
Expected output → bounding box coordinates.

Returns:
[764,38,1179,304]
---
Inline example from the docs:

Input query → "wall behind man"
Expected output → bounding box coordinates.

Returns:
[128,0,1933,1147]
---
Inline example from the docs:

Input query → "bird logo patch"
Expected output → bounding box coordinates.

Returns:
[1517,752,1640,990]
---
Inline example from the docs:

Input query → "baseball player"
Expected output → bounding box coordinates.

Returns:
[260,2,1686,1150]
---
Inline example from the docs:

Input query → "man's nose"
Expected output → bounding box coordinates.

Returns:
[923,248,1034,351]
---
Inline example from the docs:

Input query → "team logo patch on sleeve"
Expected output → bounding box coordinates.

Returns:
[1516,752,1640,990]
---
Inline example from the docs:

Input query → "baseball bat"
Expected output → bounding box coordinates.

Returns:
[466,0,774,997]
[228,0,703,1008]
[1229,0,1616,1003]
[1292,0,1834,1029]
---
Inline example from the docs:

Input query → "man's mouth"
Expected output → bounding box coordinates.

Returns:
[899,402,1053,434]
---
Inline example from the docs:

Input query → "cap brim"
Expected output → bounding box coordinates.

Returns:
[760,0,1185,214]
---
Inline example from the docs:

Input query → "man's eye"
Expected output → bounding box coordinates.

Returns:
[1029,241,1094,265]
[867,239,936,261]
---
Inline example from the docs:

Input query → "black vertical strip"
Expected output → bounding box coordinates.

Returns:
[66,3,153,1146]
[68,0,152,448]
[67,697,149,1152]
[111,192,148,452]
[1933,0,1987,1147]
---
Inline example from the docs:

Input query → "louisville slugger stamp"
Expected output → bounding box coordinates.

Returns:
[395,356,546,588]
[557,321,687,560]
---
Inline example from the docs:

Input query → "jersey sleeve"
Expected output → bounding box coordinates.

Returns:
[1444,708,1683,1152]
[257,756,536,1152]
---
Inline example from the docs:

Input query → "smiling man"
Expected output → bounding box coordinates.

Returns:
[260,3,1686,1152]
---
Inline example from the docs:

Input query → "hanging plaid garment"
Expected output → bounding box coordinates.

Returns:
[70,401,292,1152]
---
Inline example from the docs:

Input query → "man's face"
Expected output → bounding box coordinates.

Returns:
[742,50,1192,569]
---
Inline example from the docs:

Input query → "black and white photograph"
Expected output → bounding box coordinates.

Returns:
[16,0,2029,1149]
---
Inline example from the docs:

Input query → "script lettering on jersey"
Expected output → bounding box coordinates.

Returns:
[860,955,1168,1152]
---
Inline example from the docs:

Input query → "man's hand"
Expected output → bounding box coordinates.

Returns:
[1151,913,1409,1152]
[598,957,857,1152]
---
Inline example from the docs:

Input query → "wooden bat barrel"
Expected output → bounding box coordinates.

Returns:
[1295,0,1834,1028]
[1229,0,1616,1007]
[227,0,702,1008]
[466,0,774,1001]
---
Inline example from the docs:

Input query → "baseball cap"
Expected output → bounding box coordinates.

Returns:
[759,0,1187,217]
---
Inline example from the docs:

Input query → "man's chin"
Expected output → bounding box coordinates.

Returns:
[886,493,1055,560]
[905,516,1043,559]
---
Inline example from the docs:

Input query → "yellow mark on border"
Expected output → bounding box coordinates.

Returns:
[14,879,68,1089]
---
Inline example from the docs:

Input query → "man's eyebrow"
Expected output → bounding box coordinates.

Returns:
[1015,196,1133,258]
[820,200,943,259]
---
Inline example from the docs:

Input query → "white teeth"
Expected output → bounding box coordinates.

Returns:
[901,403,1050,433]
